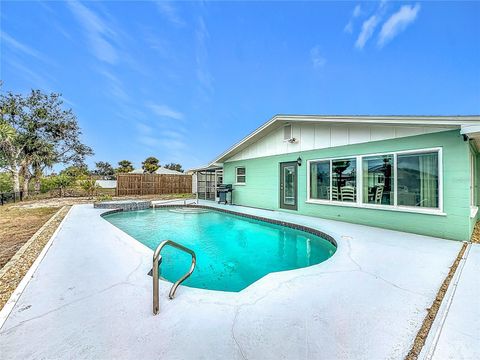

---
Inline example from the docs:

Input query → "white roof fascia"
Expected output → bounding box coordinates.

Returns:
[461,124,480,135]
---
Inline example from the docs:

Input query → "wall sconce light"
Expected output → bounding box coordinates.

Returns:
[297,157,302,166]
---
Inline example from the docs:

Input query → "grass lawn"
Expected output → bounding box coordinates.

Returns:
[0,206,59,269]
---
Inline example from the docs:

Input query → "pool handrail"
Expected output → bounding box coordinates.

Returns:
[153,240,196,315]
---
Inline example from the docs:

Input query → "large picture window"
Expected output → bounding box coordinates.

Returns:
[307,148,442,213]
[397,152,439,208]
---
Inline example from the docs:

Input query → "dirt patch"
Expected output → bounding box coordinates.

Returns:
[405,242,468,359]
[0,206,59,268]
[471,221,480,244]
[0,206,70,311]
[9,197,92,209]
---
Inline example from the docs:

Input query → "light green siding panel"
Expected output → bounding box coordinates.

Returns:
[224,130,471,241]
[468,145,480,237]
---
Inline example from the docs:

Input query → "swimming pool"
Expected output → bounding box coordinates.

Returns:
[103,207,336,292]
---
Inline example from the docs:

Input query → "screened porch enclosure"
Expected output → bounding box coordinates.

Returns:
[195,167,223,201]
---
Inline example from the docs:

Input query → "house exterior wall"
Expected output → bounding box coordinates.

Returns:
[226,123,452,162]
[468,144,480,235]
[223,130,472,241]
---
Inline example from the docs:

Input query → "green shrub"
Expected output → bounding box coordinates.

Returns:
[96,194,112,202]
[40,176,58,193]
[0,172,13,193]
[79,178,99,198]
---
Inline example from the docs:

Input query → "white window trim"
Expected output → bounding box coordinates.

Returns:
[470,152,478,218]
[470,152,475,207]
[306,147,444,216]
[235,166,246,185]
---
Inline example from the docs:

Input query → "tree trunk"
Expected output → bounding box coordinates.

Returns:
[22,175,30,198]
[33,165,42,195]
[12,169,20,193]
[20,161,31,198]
[34,178,41,194]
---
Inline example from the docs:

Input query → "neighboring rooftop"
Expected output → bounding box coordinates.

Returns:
[130,167,184,175]
[94,180,117,189]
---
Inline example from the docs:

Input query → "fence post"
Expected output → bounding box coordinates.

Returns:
[0,193,4,206]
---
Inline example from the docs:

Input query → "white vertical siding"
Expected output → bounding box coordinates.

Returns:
[331,125,349,147]
[314,124,331,149]
[224,123,451,162]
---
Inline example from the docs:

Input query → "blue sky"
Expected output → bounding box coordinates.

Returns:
[1,1,479,171]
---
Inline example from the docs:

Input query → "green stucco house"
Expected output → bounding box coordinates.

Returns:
[194,115,480,241]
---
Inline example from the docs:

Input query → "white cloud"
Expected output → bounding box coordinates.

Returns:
[147,103,184,120]
[161,129,185,141]
[136,128,189,162]
[310,46,326,69]
[67,1,118,64]
[195,16,214,101]
[378,4,421,47]
[0,31,51,64]
[353,4,362,17]
[138,135,160,148]
[97,69,129,102]
[344,22,353,34]
[155,1,185,27]
[355,14,380,49]
[136,123,153,135]
[158,138,187,151]
[6,58,53,90]
[344,4,362,33]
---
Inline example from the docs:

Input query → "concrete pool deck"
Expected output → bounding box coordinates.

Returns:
[0,201,471,359]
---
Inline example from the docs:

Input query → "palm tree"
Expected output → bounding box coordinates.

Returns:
[116,160,134,173]
[53,174,74,197]
[79,178,99,199]
[30,141,57,195]
[0,120,22,194]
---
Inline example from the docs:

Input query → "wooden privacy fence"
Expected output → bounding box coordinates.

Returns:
[116,174,192,196]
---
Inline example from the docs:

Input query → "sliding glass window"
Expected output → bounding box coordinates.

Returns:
[308,148,441,212]
[332,158,357,202]
[362,155,394,205]
[397,152,439,208]
[310,161,330,200]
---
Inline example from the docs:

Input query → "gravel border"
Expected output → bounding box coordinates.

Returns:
[405,241,468,359]
[471,220,480,244]
[0,206,71,312]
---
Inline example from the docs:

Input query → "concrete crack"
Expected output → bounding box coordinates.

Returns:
[231,306,247,360]
[0,281,134,335]
[344,236,362,271]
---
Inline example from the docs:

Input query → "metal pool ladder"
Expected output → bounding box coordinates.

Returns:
[152,240,196,315]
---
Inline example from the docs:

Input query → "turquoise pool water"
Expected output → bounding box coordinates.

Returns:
[103,208,336,292]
